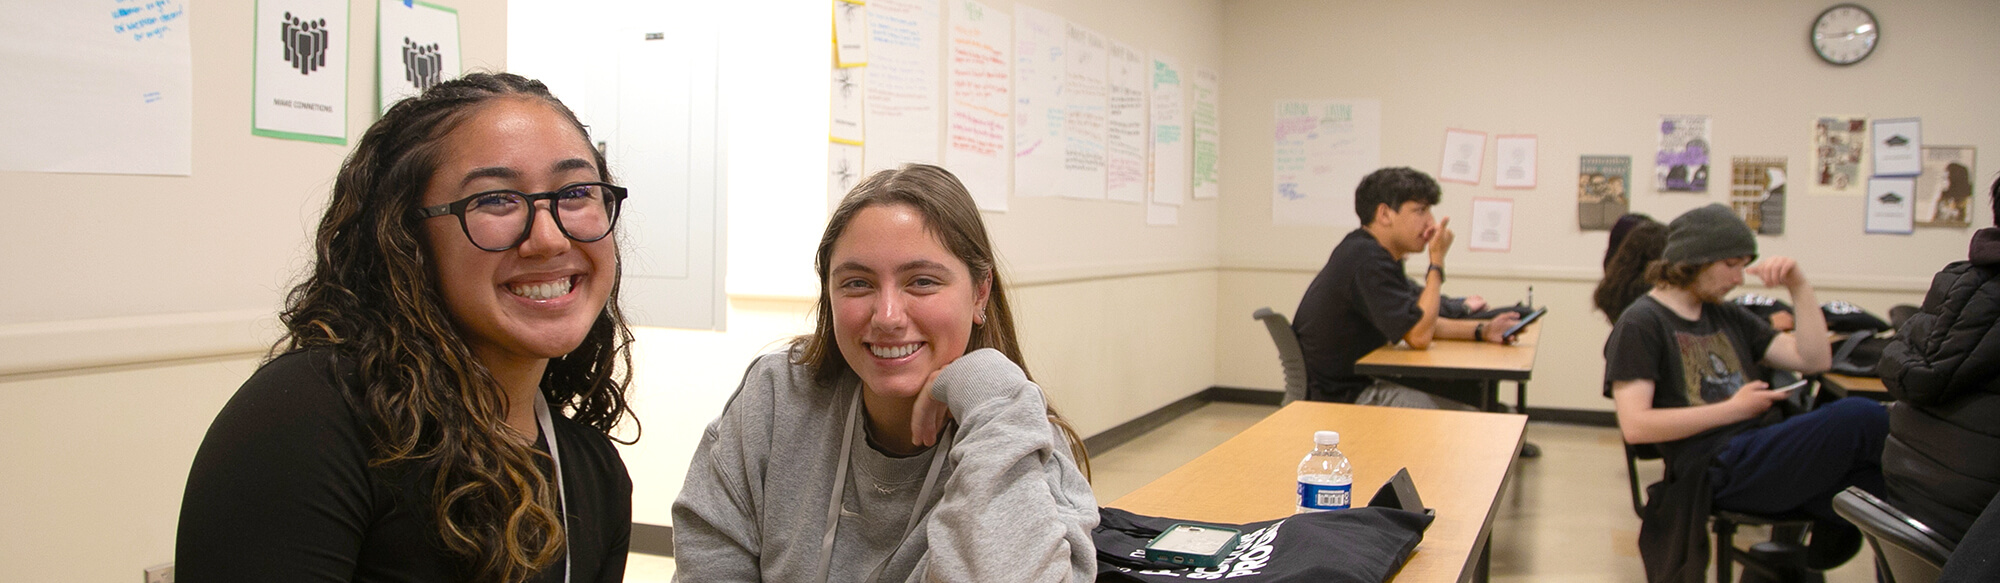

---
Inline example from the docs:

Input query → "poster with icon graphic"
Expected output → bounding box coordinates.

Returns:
[1811,116,1866,195]
[253,0,348,144]
[1439,128,1485,185]
[1866,177,1916,234]
[1577,155,1630,230]
[1730,157,1787,235]
[1494,135,1537,189]
[1872,118,1923,177]
[833,0,867,67]
[1915,146,1976,228]
[1656,114,1709,192]
[377,0,459,114]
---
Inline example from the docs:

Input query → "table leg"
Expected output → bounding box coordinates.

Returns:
[1473,537,1491,583]
[1515,380,1541,458]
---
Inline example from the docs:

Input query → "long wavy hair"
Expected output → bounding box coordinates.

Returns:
[1594,218,1667,323]
[795,164,1089,477]
[277,72,635,582]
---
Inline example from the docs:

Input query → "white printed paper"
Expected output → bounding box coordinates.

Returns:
[830,64,865,144]
[1149,54,1188,209]
[253,0,348,144]
[377,0,459,113]
[1060,22,1107,200]
[1866,177,1916,234]
[1871,118,1923,177]
[944,0,1009,211]
[0,0,193,174]
[1273,99,1382,226]
[1494,135,1537,189]
[833,0,868,67]
[1439,129,1486,185]
[1468,198,1513,252]
[1011,4,1063,198]
[1191,68,1221,199]
[830,142,864,210]
[1104,39,1147,204]
[863,0,940,173]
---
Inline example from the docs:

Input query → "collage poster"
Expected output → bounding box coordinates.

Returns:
[1914,146,1977,228]
[1655,114,1710,192]
[1812,116,1866,195]
[1577,155,1630,231]
[1729,157,1787,235]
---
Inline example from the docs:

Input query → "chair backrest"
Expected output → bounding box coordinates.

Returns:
[1623,441,1663,518]
[1252,307,1308,405]
[1833,486,1955,583]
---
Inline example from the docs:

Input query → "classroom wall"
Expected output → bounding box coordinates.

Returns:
[0,1,511,579]
[1213,0,2000,412]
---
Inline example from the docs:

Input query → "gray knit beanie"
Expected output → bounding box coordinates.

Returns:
[1663,204,1757,264]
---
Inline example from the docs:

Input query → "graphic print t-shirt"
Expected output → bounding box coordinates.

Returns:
[1603,295,1779,412]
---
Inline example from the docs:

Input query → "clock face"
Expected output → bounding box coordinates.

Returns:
[1812,4,1879,65]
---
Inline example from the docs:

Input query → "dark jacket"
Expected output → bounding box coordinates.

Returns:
[1878,227,2000,543]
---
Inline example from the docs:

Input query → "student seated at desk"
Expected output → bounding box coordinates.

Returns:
[1593,214,1666,324]
[672,164,1097,582]
[1291,167,1521,408]
[1604,204,1886,581]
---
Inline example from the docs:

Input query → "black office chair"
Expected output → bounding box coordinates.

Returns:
[1832,486,1954,583]
[1251,307,1307,406]
[1621,374,1827,582]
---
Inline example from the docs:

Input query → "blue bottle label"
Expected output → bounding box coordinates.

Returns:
[1298,481,1352,510]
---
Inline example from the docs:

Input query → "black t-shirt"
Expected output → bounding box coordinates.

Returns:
[177,348,632,582]
[1293,228,1424,402]
[1604,295,1780,448]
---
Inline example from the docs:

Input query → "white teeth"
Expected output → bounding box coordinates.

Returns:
[870,343,919,359]
[508,277,572,300]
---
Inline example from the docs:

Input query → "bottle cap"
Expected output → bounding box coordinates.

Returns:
[1314,430,1340,446]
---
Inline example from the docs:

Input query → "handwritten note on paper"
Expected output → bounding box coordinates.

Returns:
[1149,54,1187,208]
[1190,68,1221,199]
[1103,39,1148,204]
[2,0,193,174]
[863,0,941,173]
[945,0,1010,212]
[1060,22,1108,200]
[1011,4,1064,199]
[833,0,868,67]
[1273,99,1381,226]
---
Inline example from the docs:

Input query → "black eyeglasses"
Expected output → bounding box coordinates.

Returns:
[413,182,628,251]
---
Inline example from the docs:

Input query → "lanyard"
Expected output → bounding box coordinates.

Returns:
[532,397,572,583]
[814,388,953,583]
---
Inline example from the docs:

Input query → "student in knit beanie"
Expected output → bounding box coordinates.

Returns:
[1663,203,1758,264]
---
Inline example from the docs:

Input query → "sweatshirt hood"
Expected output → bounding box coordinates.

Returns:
[1972,227,2000,266]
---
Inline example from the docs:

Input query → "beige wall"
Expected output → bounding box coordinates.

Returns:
[1214,0,2000,412]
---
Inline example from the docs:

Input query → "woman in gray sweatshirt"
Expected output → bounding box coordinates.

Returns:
[672,164,1098,582]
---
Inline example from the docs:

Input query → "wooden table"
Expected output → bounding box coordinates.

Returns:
[1821,372,1890,401]
[1354,322,1541,412]
[1109,402,1528,583]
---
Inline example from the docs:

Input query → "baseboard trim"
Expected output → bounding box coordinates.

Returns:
[1082,391,1212,455]
[632,522,674,557]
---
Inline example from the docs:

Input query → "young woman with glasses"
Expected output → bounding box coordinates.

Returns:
[672,164,1098,582]
[176,72,637,583]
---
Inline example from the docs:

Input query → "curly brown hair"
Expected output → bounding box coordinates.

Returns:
[796,164,1089,477]
[1594,219,1666,322]
[277,72,634,582]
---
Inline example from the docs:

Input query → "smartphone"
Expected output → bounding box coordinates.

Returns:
[1771,379,1810,393]
[1501,307,1548,340]
[1144,523,1242,568]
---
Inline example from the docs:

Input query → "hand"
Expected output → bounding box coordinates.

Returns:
[1427,217,1455,264]
[910,368,953,448]
[1746,256,1807,289]
[1726,380,1788,417]
[1463,295,1488,313]
[1485,312,1521,343]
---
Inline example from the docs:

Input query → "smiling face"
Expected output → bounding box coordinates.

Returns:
[828,203,991,401]
[419,97,616,374]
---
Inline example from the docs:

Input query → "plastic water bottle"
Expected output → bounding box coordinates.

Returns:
[1296,430,1353,513]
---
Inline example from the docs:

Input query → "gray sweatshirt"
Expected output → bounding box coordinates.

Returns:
[672,348,1098,582]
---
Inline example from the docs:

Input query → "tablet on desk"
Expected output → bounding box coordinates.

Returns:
[1501,307,1546,341]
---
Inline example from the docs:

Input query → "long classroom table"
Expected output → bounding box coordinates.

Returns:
[1109,401,1528,583]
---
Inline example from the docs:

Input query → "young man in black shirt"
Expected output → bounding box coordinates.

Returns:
[1604,203,1886,580]
[1291,167,1522,407]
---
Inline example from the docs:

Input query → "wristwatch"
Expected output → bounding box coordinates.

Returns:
[1474,322,1486,342]
[1426,264,1445,282]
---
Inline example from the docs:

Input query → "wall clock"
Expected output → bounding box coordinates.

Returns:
[1812,4,1879,66]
